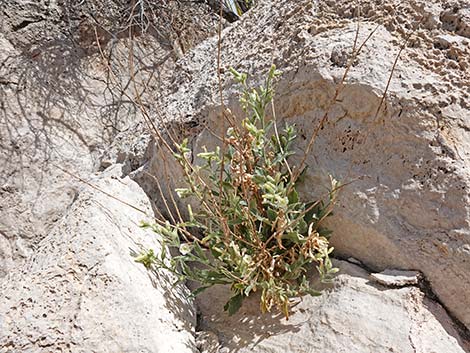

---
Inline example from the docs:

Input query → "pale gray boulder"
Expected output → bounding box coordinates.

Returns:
[196,261,469,353]
[0,0,218,278]
[123,0,470,330]
[0,166,196,353]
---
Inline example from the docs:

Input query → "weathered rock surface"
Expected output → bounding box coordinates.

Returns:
[0,0,218,277]
[0,166,196,352]
[115,0,470,330]
[0,28,141,277]
[1,0,470,351]
[370,269,421,287]
[196,260,469,353]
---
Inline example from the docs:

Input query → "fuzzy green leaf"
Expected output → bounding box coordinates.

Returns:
[224,293,244,316]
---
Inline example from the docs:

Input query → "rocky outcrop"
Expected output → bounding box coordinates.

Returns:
[116,0,470,330]
[0,29,145,277]
[1,0,470,351]
[196,260,469,353]
[0,0,218,277]
[0,166,196,352]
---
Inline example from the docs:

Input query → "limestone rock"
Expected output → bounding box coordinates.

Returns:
[0,0,218,278]
[1,0,470,350]
[124,0,470,329]
[0,166,196,352]
[196,261,469,353]
[370,269,421,287]
[196,331,221,353]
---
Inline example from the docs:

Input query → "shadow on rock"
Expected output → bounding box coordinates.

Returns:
[196,284,302,352]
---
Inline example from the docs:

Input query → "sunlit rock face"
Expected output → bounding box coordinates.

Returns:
[1,0,470,351]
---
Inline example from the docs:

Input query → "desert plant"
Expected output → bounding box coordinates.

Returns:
[137,65,339,318]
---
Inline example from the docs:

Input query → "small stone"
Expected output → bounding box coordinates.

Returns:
[370,269,421,287]
[347,257,362,266]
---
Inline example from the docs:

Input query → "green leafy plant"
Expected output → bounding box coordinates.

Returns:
[138,65,339,318]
